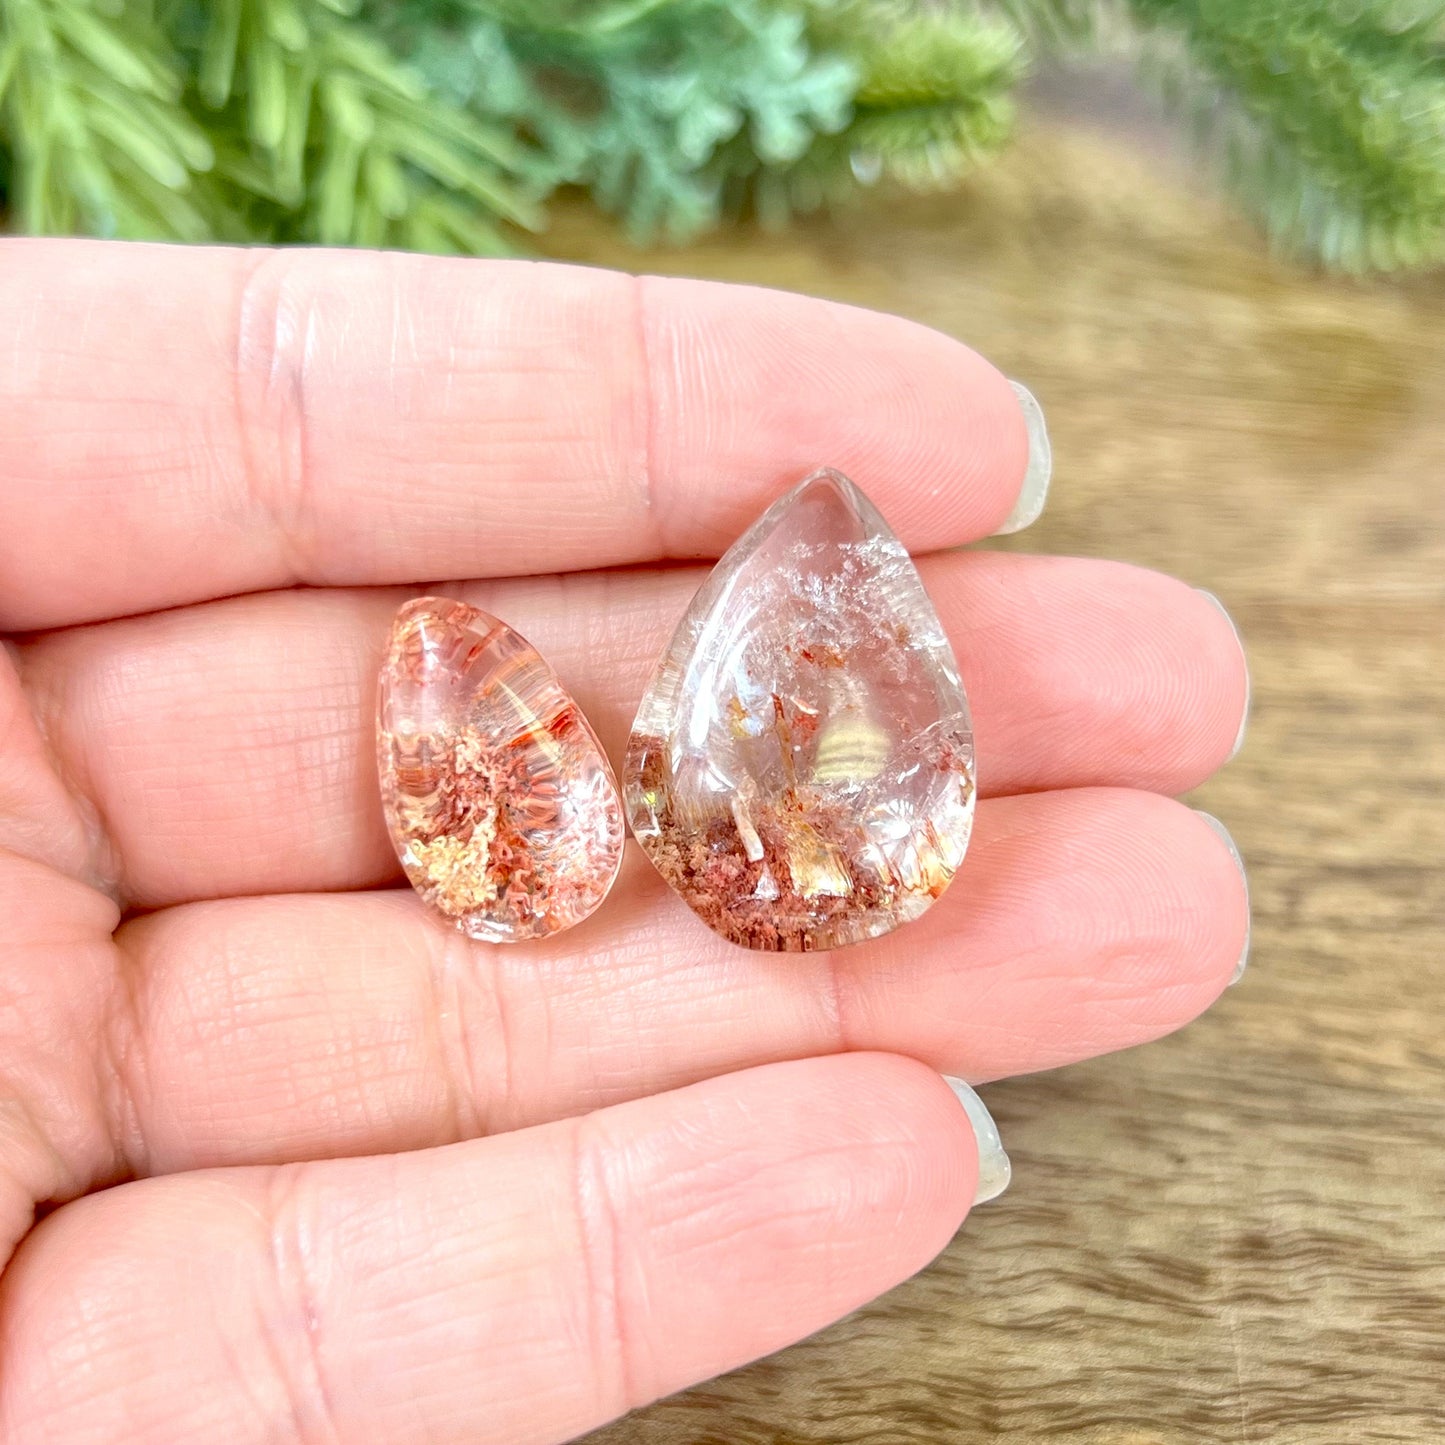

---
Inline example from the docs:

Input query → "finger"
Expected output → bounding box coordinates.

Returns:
[0,641,98,882]
[0,239,1027,630]
[0,1054,976,1445]
[20,553,1247,907]
[102,790,1243,1175]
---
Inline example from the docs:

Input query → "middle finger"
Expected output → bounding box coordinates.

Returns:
[20,551,1247,907]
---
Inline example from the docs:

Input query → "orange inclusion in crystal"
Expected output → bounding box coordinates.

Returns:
[377,598,623,943]
[623,469,976,952]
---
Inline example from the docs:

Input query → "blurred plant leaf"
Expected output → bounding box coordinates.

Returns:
[2,0,1443,270]
[0,0,217,237]
[175,0,547,249]
[1127,0,1445,269]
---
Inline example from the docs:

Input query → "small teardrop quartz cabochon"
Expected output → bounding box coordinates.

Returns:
[624,469,976,952]
[378,598,624,942]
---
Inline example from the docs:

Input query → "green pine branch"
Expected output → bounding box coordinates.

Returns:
[2,0,1445,270]
[0,0,217,238]
[705,0,1024,227]
[1126,0,1445,269]
[185,0,546,252]
[815,1,1025,189]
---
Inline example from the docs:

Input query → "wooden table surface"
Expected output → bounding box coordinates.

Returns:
[548,110,1445,1445]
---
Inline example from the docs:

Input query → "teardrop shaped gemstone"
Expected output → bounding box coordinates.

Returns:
[378,598,624,943]
[624,469,976,952]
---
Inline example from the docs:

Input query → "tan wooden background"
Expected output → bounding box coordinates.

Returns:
[547,102,1445,1445]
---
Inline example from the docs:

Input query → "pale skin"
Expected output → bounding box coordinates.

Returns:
[0,239,1249,1444]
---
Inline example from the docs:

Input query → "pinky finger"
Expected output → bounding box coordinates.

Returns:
[0,1055,988,1445]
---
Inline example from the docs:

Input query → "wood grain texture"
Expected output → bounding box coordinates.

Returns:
[551,114,1445,1444]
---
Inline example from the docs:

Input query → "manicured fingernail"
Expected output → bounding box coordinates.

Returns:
[1196,589,1250,762]
[993,381,1051,535]
[942,1077,1012,1203]
[1194,811,1251,984]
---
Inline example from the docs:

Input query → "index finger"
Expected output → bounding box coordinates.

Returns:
[0,239,1030,630]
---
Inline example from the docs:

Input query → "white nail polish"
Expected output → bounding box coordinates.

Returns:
[1194,811,1251,985]
[1196,589,1250,762]
[993,382,1051,535]
[942,1076,1012,1203]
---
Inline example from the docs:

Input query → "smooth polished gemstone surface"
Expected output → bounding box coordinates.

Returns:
[624,469,976,951]
[378,598,624,942]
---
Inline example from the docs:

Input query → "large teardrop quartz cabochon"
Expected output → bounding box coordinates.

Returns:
[624,469,976,952]
[378,599,624,942]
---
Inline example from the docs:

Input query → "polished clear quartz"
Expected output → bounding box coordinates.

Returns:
[378,597,623,942]
[624,469,975,951]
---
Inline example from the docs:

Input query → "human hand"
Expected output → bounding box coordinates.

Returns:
[0,240,1249,1444]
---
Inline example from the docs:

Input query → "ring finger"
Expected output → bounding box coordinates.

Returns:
[104,786,1248,1176]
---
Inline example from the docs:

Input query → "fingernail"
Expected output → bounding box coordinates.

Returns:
[993,381,1052,535]
[1195,589,1250,762]
[942,1076,1012,1203]
[1194,811,1251,985]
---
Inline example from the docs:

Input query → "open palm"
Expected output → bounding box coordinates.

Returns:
[0,241,1248,1444]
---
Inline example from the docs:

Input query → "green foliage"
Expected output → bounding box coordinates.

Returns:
[396,0,861,241]
[1126,0,1445,269]
[813,2,1024,190]
[698,0,1025,227]
[178,0,546,250]
[0,0,214,237]
[1,0,1443,269]
[396,0,1025,236]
